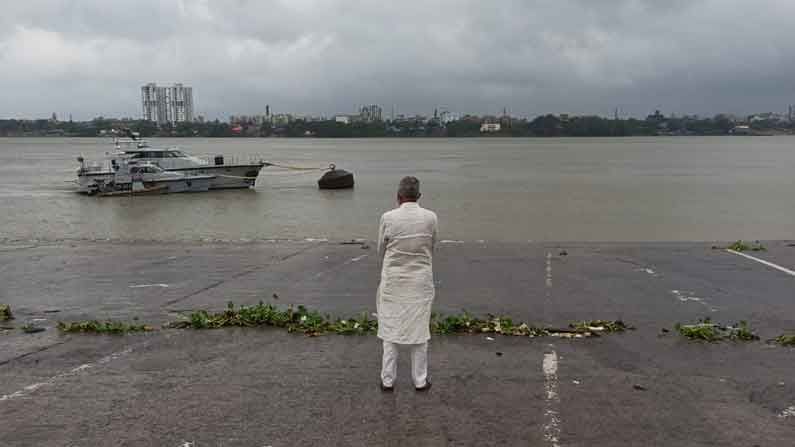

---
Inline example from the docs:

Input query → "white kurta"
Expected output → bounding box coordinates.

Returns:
[377,202,438,344]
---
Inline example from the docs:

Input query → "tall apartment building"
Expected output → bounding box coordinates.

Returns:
[360,104,383,123]
[141,83,194,124]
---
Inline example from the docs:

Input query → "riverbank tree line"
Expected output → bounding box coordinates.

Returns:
[1,112,790,138]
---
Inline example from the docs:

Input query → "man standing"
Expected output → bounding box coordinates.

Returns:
[377,176,438,392]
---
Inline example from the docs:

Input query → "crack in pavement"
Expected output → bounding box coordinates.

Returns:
[0,341,68,367]
[161,243,322,308]
[0,339,151,402]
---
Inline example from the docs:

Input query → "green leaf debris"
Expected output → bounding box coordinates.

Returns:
[675,318,759,342]
[0,304,12,321]
[57,320,154,334]
[726,240,766,252]
[775,334,795,346]
[569,320,633,334]
[167,302,377,336]
[167,302,630,339]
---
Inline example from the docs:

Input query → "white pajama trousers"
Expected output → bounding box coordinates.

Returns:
[381,340,428,388]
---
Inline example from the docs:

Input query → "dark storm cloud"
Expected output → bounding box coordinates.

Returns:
[1,0,794,119]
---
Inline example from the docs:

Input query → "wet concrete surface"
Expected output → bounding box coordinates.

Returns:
[1,240,794,446]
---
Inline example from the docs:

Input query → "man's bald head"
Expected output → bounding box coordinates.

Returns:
[397,176,421,202]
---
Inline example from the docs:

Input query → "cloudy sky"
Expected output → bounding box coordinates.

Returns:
[1,0,793,120]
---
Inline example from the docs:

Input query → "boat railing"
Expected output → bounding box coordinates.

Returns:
[113,138,150,149]
[194,154,269,166]
[78,163,108,174]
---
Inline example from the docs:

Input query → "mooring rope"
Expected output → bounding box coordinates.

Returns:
[216,163,336,180]
[264,162,336,172]
[216,174,260,180]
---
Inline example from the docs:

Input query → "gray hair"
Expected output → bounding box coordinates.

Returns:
[397,176,421,200]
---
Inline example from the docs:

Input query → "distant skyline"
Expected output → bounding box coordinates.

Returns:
[2,1,795,121]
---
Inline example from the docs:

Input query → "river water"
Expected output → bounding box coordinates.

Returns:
[0,137,792,243]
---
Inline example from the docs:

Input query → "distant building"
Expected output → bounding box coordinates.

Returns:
[141,83,194,125]
[731,125,752,135]
[439,111,461,124]
[360,105,383,123]
[480,123,501,133]
[230,114,271,126]
[749,112,787,123]
[270,114,292,126]
[394,115,428,124]
[335,115,352,125]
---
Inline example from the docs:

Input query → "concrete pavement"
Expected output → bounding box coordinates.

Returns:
[1,240,794,446]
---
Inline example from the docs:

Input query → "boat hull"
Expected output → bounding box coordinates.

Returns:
[170,164,264,189]
[92,176,214,196]
[77,164,264,193]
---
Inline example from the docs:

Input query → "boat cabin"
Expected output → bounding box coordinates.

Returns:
[125,150,190,159]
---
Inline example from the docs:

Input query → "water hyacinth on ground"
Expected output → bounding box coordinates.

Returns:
[169,302,377,336]
[775,334,795,346]
[568,320,633,334]
[430,313,550,336]
[168,303,631,339]
[0,304,12,321]
[429,314,632,337]
[675,318,759,342]
[57,320,153,334]
[727,240,766,252]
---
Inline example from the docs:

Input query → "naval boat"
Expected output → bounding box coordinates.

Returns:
[76,137,267,194]
[86,161,216,196]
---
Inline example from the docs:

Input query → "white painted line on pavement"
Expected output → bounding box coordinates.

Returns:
[129,283,170,288]
[779,406,795,419]
[671,290,718,312]
[543,350,561,447]
[0,347,135,402]
[546,252,553,288]
[727,250,795,277]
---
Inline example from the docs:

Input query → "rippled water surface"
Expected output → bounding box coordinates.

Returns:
[1,137,793,242]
